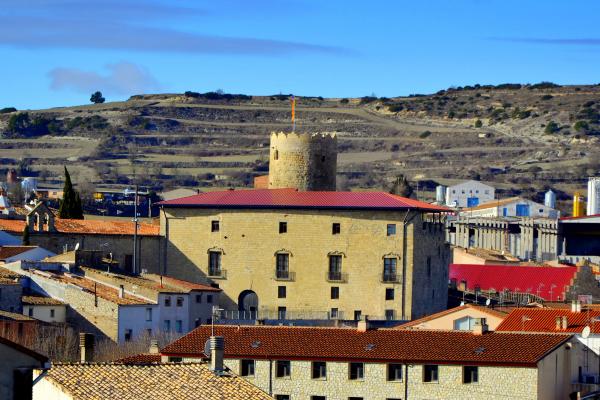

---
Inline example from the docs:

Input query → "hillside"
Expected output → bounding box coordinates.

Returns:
[1,83,599,214]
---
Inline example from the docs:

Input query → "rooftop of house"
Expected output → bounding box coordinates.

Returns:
[161,325,570,367]
[159,188,450,212]
[0,310,35,321]
[40,363,272,400]
[0,266,21,284]
[22,295,66,306]
[496,308,600,333]
[80,267,221,294]
[0,335,48,363]
[114,353,162,364]
[0,218,160,236]
[394,304,508,330]
[29,270,150,306]
[450,263,578,301]
[0,245,38,261]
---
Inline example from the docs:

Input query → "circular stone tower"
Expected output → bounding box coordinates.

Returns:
[268,132,337,191]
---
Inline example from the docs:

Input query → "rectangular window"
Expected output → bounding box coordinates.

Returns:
[164,296,171,307]
[312,361,327,379]
[196,294,202,303]
[145,307,152,321]
[349,362,364,380]
[50,309,55,318]
[124,329,132,341]
[28,308,33,317]
[206,295,213,304]
[385,309,395,321]
[427,256,432,277]
[278,286,287,299]
[211,220,220,232]
[175,320,183,333]
[311,397,326,400]
[328,255,342,281]
[463,366,478,384]
[276,253,290,279]
[423,365,439,383]
[278,306,287,320]
[176,297,184,307]
[383,258,397,282]
[275,396,290,400]
[354,310,361,321]
[208,252,221,276]
[276,360,291,378]
[330,308,338,319]
[241,359,255,377]
[332,223,341,235]
[385,288,394,300]
[147,328,152,336]
[163,320,171,332]
[387,224,396,236]
[348,398,363,400]
[331,287,339,299]
[279,221,287,234]
[387,364,403,381]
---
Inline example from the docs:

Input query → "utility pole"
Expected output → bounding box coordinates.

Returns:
[132,184,139,274]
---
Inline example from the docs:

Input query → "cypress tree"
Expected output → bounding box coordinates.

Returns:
[22,226,30,245]
[389,175,414,198]
[58,166,84,219]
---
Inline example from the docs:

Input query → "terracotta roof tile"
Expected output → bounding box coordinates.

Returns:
[0,310,35,321]
[0,245,37,260]
[159,188,450,212]
[450,263,578,301]
[394,304,507,329]
[161,325,570,367]
[114,353,162,364]
[496,308,600,333]
[43,363,272,400]
[0,218,159,236]
[22,295,66,306]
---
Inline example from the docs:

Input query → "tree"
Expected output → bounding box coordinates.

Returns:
[544,121,560,134]
[90,91,105,104]
[390,175,414,198]
[474,119,483,128]
[58,166,84,219]
[22,226,30,246]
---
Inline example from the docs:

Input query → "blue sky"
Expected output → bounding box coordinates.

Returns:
[1,0,600,109]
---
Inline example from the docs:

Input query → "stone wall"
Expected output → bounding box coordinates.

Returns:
[161,207,448,320]
[268,132,337,191]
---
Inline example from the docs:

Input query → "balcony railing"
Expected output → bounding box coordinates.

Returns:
[208,268,227,279]
[326,271,348,283]
[275,270,295,281]
[381,272,400,283]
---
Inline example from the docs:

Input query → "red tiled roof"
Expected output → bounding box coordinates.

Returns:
[147,275,221,293]
[161,325,569,367]
[496,308,600,333]
[22,295,66,306]
[115,353,162,364]
[450,264,578,301]
[0,245,37,261]
[159,188,450,212]
[0,219,159,236]
[394,304,507,329]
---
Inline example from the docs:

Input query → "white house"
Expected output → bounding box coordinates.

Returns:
[0,246,56,263]
[445,180,495,208]
[22,295,67,323]
[460,197,560,219]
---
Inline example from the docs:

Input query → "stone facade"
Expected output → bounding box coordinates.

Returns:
[268,132,337,191]
[161,207,449,320]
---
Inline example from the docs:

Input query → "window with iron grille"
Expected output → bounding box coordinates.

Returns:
[328,255,342,281]
[383,258,397,282]
[276,253,290,279]
[208,251,221,276]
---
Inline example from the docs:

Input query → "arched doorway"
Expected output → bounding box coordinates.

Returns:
[238,290,259,319]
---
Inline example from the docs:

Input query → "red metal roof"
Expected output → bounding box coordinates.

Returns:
[158,188,450,212]
[450,264,578,301]
[161,325,569,367]
[496,308,600,333]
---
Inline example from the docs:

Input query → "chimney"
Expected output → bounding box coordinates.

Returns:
[149,340,160,354]
[555,316,562,331]
[79,333,95,363]
[357,315,371,332]
[210,336,225,373]
[118,285,125,299]
[577,301,582,313]
[571,300,577,313]
[472,318,489,335]
[562,316,568,330]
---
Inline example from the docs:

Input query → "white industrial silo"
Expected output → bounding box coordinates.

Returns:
[435,185,447,204]
[588,177,600,216]
[544,189,556,209]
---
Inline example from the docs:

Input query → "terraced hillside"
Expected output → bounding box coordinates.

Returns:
[1,84,599,215]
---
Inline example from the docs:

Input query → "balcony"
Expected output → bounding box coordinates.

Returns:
[208,268,227,279]
[381,272,400,283]
[275,269,295,281]
[326,271,348,283]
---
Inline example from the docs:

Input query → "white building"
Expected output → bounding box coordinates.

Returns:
[22,295,67,323]
[460,197,559,219]
[588,177,600,216]
[445,180,495,208]
[0,246,56,263]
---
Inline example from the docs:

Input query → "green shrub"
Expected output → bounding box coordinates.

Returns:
[574,121,589,131]
[0,107,17,114]
[544,121,560,134]
[387,104,404,112]
[419,130,432,138]
[340,98,349,104]
[474,119,483,128]
[529,81,560,90]
[540,95,553,100]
